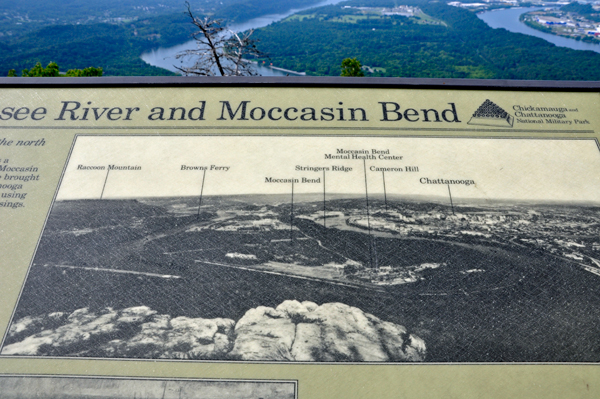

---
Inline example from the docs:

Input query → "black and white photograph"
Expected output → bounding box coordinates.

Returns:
[0,375,296,399]
[2,135,600,363]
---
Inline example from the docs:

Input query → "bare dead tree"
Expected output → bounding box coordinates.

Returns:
[175,2,262,76]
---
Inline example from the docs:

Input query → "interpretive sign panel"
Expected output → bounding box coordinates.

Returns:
[0,77,598,398]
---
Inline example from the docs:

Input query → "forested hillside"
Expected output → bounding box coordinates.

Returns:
[0,13,194,76]
[252,0,600,79]
[0,0,330,76]
[0,0,185,38]
[0,0,326,39]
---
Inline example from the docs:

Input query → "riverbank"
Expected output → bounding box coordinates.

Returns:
[250,61,306,76]
[477,6,600,54]
[518,9,600,44]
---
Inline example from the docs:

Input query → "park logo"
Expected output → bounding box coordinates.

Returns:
[467,99,514,127]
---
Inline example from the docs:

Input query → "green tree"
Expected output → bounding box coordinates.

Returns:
[21,61,60,77]
[340,57,364,77]
[65,66,103,77]
[8,61,103,77]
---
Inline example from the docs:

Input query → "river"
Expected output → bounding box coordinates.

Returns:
[477,7,600,54]
[143,4,600,75]
[141,0,347,76]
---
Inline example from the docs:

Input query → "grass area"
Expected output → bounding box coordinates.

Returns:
[282,14,315,22]
[284,9,444,26]
[453,65,494,79]
[332,15,370,23]
[414,11,446,25]
[338,11,444,25]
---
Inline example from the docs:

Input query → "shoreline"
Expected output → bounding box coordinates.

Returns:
[250,61,306,76]
[519,10,600,46]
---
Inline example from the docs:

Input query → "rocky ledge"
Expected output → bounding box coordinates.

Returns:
[2,300,425,362]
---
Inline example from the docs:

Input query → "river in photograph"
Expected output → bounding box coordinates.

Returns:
[141,0,347,75]
[478,7,600,54]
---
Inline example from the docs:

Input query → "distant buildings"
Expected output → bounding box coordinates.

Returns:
[443,0,600,39]
[536,16,567,25]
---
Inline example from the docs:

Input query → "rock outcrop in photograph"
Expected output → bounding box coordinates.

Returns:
[2,300,426,362]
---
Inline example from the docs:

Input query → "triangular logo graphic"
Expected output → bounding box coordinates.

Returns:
[467,99,514,127]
